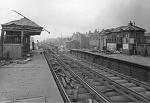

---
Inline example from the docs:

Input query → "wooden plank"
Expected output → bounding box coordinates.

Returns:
[3,44,21,59]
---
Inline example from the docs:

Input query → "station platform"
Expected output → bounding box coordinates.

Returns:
[73,49,150,67]
[94,53,150,67]
[0,50,64,103]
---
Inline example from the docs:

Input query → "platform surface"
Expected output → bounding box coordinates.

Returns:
[79,49,150,67]
[74,49,150,67]
[95,53,150,67]
[0,50,64,103]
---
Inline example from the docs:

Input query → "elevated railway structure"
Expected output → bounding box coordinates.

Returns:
[44,49,150,103]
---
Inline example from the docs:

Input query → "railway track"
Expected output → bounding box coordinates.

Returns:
[44,50,102,103]
[62,53,150,102]
[45,49,150,103]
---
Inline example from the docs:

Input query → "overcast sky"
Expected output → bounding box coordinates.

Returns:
[0,0,150,41]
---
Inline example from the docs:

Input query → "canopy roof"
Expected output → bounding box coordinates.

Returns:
[2,18,41,27]
[1,18,43,35]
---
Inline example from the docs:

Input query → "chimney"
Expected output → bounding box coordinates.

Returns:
[128,21,133,26]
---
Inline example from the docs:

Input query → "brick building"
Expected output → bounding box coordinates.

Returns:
[71,32,89,49]
[88,29,99,50]
[104,22,145,54]
[65,40,80,50]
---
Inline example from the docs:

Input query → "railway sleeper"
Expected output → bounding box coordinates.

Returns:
[85,78,95,83]
[68,93,92,102]
[66,88,88,95]
[121,83,137,87]
[109,95,133,102]
[129,87,146,93]
[103,91,120,97]
[77,93,92,100]
[109,76,121,80]
[103,74,114,77]
[99,72,109,75]
[114,79,128,84]
[95,85,108,91]
[92,81,102,86]
[140,91,150,98]
[70,83,83,88]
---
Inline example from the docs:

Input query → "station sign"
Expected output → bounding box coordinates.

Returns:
[123,44,129,49]
[107,43,116,51]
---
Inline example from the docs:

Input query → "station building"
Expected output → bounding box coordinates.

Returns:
[104,22,145,55]
[0,18,43,59]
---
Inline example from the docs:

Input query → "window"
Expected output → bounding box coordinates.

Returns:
[4,31,21,44]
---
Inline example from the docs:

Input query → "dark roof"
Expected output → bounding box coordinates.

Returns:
[2,18,42,28]
[112,25,145,33]
[101,22,145,35]
[100,28,114,35]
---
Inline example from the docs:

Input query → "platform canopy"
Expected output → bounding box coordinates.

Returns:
[1,18,43,35]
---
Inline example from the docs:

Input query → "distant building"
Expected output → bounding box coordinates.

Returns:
[65,40,80,50]
[99,29,112,50]
[103,21,145,54]
[89,29,99,50]
[88,29,113,50]
[72,32,89,49]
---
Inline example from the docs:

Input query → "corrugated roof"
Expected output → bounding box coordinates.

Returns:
[2,18,42,28]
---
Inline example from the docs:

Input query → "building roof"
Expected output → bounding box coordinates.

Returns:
[112,24,145,33]
[2,18,42,28]
[100,28,114,35]
[101,22,145,35]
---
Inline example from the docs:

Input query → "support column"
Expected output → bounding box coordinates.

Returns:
[1,30,4,58]
[21,31,24,57]
[27,35,30,52]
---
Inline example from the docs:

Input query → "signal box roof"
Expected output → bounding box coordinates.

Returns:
[1,18,43,35]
